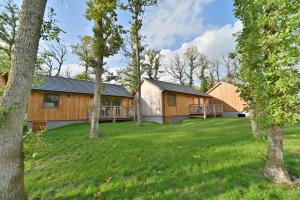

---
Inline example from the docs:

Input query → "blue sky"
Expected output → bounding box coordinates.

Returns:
[13,0,240,79]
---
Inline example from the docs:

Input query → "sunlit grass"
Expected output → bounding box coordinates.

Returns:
[25,118,300,200]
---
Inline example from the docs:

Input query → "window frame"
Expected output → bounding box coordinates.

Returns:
[167,94,176,107]
[43,93,60,108]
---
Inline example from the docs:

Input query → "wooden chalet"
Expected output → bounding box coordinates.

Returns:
[207,82,247,117]
[1,76,134,129]
[139,78,223,124]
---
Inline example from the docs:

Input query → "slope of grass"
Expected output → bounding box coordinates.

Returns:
[25,118,300,200]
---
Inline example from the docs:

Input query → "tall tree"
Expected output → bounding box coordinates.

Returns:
[71,35,96,80]
[123,0,158,126]
[38,41,67,76]
[198,53,210,92]
[0,0,47,199]
[86,0,123,138]
[167,54,186,86]
[0,0,18,65]
[184,46,199,88]
[0,0,63,75]
[117,66,138,93]
[143,49,162,80]
[235,0,300,183]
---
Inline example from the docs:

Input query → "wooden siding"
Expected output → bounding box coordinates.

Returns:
[207,82,246,112]
[28,90,132,121]
[163,91,209,118]
[140,80,163,116]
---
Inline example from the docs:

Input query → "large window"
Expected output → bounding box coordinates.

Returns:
[101,97,122,107]
[167,94,176,106]
[44,94,60,108]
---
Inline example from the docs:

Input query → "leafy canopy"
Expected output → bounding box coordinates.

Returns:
[86,0,124,58]
[234,0,300,125]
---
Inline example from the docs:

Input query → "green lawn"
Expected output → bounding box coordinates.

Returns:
[25,118,300,200]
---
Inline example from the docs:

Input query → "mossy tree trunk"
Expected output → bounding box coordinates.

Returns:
[0,0,47,199]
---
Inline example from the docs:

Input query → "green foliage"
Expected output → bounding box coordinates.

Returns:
[0,1,64,76]
[184,46,199,87]
[86,0,124,58]
[234,0,300,126]
[23,129,46,158]
[41,7,65,42]
[23,120,29,133]
[117,65,138,93]
[143,49,162,80]
[71,35,97,80]
[74,73,93,81]
[198,53,210,92]
[24,119,300,199]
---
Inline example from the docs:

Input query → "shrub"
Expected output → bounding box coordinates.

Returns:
[23,129,46,158]
[23,120,29,133]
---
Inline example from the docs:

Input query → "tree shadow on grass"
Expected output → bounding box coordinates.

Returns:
[286,151,300,178]
[93,161,290,200]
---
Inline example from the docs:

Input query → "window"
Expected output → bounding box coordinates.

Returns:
[167,94,176,106]
[101,98,122,107]
[44,94,60,108]
[111,98,121,106]
[101,98,112,106]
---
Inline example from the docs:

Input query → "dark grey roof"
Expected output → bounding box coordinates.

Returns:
[32,76,133,98]
[144,78,210,97]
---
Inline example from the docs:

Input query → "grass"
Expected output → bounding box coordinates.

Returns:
[25,118,300,200]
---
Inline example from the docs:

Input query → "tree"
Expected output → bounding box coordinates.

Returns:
[0,0,64,75]
[86,0,124,138]
[38,41,67,76]
[117,66,138,93]
[222,52,241,84]
[71,35,96,80]
[167,54,186,86]
[198,53,210,92]
[0,0,18,65]
[234,0,300,183]
[0,0,47,199]
[184,46,199,88]
[143,49,162,80]
[123,0,158,126]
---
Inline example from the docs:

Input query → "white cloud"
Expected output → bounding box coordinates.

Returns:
[159,20,243,82]
[60,63,85,77]
[143,0,215,48]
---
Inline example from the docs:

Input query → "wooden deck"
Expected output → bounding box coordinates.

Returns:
[189,104,223,119]
[99,106,135,122]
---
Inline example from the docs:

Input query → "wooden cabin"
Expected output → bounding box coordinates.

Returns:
[139,78,222,124]
[1,75,133,129]
[207,82,247,117]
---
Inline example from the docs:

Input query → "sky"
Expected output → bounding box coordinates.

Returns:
[13,0,241,82]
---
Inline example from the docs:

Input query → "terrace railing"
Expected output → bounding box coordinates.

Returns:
[189,104,223,119]
[100,106,135,122]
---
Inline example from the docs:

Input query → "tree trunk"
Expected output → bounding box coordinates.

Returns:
[0,1,47,199]
[264,125,292,183]
[90,56,103,138]
[134,32,142,126]
[248,104,261,138]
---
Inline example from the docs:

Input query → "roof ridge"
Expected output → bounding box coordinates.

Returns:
[42,75,123,87]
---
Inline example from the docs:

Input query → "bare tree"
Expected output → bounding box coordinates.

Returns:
[38,41,67,76]
[167,54,186,86]
[0,0,47,199]
[222,52,240,84]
